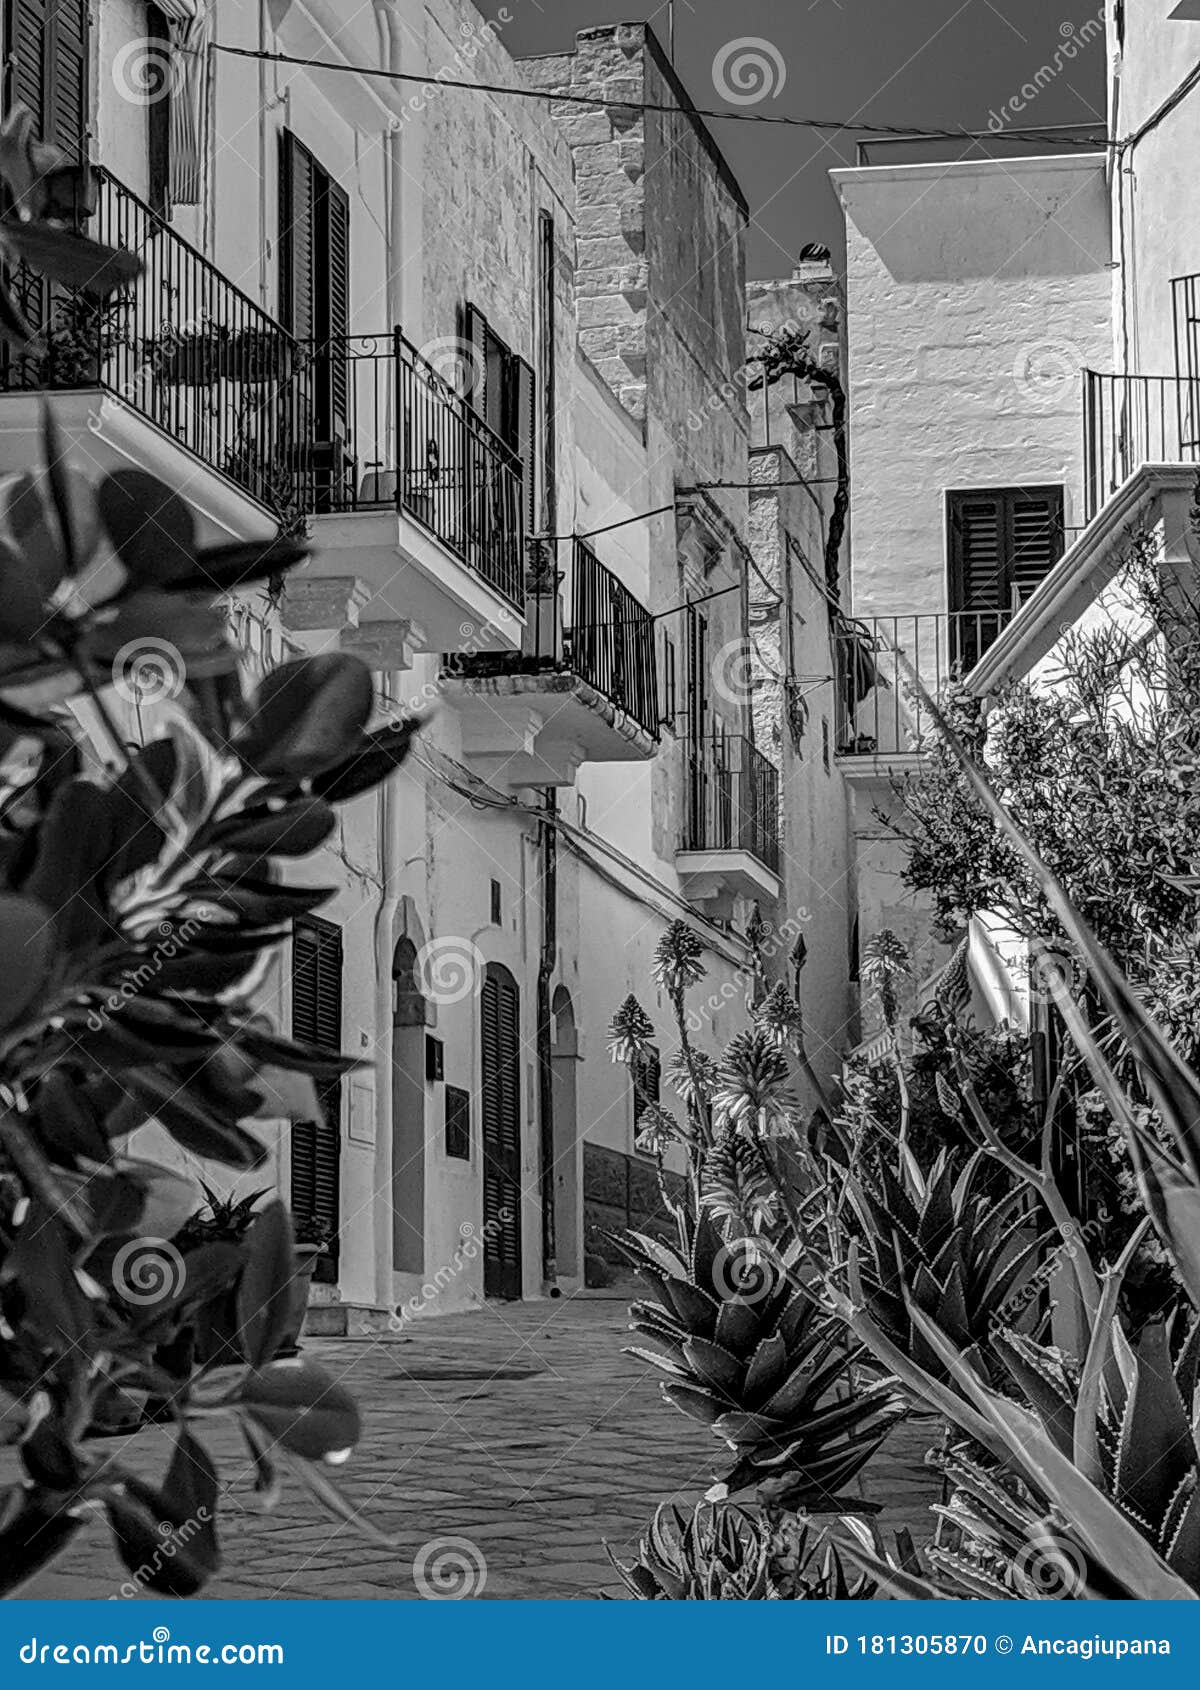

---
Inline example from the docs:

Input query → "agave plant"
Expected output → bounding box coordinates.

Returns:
[608,1501,880,1600]
[842,1147,1047,1384]
[616,1207,905,1504]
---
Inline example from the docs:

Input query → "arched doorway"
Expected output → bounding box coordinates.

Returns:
[392,937,426,1274]
[480,963,522,1299]
[551,986,581,1278]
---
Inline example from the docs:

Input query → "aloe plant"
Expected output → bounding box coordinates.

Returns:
[842,1147,1047,1384]
[609,1501,881,1600]
[616,1206,905,1505]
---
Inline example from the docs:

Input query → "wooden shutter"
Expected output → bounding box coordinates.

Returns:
[5,0,88,158]
[511,353,536,537]
[464,301,489,410]
[290,917,343,1279]
[323,175,350,435]
[949,486,1065,614]
[948,492,1005,614]
[1009,490,1065,605]
[480,965,522,1298]
[279,130,316,339]
[632,1046,661,1131]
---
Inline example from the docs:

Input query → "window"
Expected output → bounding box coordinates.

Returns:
[490,879,502,926]
[145,5,171,216]
[445,1085,471,1161]
[947,485,1065,667]
[5,0,89,159]
[660,633,678,730]
[280,131,350,449]
[463,302,537,535]
[632,1045,661,1132]
[291,916,344,1282]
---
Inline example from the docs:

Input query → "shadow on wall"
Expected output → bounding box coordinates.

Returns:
[841,160,1110,285]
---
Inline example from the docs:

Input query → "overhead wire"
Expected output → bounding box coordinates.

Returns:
[213,42,1110,150]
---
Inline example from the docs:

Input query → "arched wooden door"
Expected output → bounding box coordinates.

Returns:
[480,963,522,1299]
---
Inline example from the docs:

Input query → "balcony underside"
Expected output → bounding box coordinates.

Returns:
[442,670,658,788]
[305,511,523,655]
[675,849,781,910]
[0,389,276,545]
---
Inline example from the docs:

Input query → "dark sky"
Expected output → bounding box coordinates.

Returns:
[474,0,1109,277]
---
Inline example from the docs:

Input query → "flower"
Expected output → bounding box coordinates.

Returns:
[666,1046,718,1107]
[754,983,804,1053]
[653,920,707,1000]
[608,995,655,1064]
[712,1030,798,1132]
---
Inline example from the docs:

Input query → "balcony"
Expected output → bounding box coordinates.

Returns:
[283,332,525,652]
[677,733,781,907]
[834,612,1013,771]
[0,167,279,544]
[441,539,659,787]
[0,170,524,654]
[1083,371,1200,521]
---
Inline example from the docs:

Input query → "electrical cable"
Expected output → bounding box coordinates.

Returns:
[408,739,755,965]
[213,42,1109,150]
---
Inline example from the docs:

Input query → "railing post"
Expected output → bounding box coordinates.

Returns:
[392,327,405,515]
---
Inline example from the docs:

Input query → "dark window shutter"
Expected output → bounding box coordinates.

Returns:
[632,1046,661,1129]
[279,131,316,339]
[145,4,171,217]
[464,301,489,413]
[290,917,343,1278]
[323,175,350,434]
[5,0,88,158]
[445,1085,471,1161]
[1009,491,1065,604]
[948,493,1005,613]
[511,353,536,536]
[949,486,1065,615]
[480,966,522,1295]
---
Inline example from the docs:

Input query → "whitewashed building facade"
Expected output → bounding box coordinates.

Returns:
[0,4,852,1321]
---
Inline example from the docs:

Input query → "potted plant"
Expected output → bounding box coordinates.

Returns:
[277,1214,334,1356]
[173,1182,270,1365]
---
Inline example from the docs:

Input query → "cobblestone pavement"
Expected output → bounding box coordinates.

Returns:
[21,1293,941,1601]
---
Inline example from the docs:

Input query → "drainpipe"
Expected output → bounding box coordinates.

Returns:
[536,789,559,1294]
[369,0,409,1311]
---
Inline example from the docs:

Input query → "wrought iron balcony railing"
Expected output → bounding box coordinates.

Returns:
[0,166,298,510]
[683,732,781,876]
[1083,370,1200,520]
[833,611,1013,756]
[284,331,525,609]
[564,539,658,735]
[447,538,659,737]
[0,171,526,608]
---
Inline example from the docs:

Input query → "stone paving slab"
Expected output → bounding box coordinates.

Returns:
[14,1294,941,1601]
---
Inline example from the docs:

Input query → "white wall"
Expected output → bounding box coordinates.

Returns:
[835,154,1112,616]
[1108,1,1200,376]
